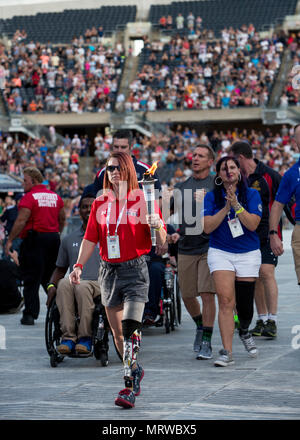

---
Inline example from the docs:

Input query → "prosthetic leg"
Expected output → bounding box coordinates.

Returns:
[115,301,145,409]
[123,321,142,389]
[235,280,258,357]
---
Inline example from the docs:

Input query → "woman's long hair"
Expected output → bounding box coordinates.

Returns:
[103,152,139,193]
[213,156,248,209]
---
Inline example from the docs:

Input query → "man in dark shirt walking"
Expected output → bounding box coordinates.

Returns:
[171,145,216,359]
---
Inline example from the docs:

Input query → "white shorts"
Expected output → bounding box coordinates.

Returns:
[207,247,261,278]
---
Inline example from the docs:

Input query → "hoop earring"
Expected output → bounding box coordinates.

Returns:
[215,176,223,186]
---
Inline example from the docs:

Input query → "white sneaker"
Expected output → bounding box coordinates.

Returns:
[239,332,258,357]
[214,349,235,367]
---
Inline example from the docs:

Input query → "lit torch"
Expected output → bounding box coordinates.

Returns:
[140,161,159,246]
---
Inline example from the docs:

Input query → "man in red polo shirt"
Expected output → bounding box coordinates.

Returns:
[5,167,65,325]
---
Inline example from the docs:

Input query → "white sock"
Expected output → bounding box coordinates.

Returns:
[268,314,277,323]
[258,314,268,323]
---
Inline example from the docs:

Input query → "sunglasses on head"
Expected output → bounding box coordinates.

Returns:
[106,165,120,172]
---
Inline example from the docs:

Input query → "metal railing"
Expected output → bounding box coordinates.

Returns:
[8,113,65,147]
[110,111,170,137]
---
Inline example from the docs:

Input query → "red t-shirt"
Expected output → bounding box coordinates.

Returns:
[19,185,64,238]
[84,189,166,263]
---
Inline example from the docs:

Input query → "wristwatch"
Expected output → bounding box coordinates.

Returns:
[269,230,278,235]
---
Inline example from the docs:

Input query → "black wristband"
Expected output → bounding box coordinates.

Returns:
[269,230,278,235]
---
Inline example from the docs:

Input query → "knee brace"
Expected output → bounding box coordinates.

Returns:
[235,280,256,332]
[122,319,142,387]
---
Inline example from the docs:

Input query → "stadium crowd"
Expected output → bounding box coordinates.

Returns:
[113,124,298,188]
[124,27,287,112]
[279,31,300,107]
[0,35,125,114]
[0,132,88,220]
[1,123,297,203]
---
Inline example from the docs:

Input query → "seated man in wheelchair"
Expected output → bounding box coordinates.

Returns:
[143,224,177,325]
[47,193,101,355]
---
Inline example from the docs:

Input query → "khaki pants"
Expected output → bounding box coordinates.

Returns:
[177,253,215,298]
[56,278,100,342]
[292,225,300,284]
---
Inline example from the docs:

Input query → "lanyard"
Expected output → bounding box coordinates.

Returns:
[106,200,127,236]
[227,209,237,221]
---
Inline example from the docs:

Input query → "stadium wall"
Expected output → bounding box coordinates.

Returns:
[23,108,261,128]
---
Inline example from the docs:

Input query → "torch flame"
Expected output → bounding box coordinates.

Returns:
[145,161,159,176]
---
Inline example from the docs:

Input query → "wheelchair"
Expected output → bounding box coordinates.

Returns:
[157,259,182,333]
[45,295,122,368]
[144,257,182,334]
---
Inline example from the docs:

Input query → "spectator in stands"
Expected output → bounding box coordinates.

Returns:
[166,15,173,30]
[159,16,167,29]
[176,13,184,30]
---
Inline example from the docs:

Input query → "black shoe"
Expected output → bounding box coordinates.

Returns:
[250,319,265,337]
[20,314,34,325]
[261,319,277,338]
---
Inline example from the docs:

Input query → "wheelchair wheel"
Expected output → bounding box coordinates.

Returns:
[170,293,176,332]
[45,297,63,359]
[50,353,59,368]
[94,342,109,367]
[94,327,109,367]
[164,299,175,333]
[165,311,170,334]
[100,352,108,367]
[174,274,182,326]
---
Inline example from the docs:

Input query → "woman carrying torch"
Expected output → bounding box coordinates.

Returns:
[69,152,166,408]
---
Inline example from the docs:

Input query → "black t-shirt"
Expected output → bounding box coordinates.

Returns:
[173,175,215,255]
[247,173,270,244]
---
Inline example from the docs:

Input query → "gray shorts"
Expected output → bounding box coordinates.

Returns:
[99,255,149,308]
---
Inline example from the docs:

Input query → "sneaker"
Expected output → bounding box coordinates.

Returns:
[250,319,265,337]
[193,328,203,352]
[196,340,212,360]
[239,332,258,357]
[261,319,277,338]
[214,349,235,367]
[143,314,156,326]
[132,364,144,396]
[115,388,135,409]
[57,339,76,354]
[75,337,92,354]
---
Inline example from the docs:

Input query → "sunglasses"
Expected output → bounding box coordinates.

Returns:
[106,165,120,173]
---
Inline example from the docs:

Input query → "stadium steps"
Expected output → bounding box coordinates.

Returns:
[268,47,293,108]
[115,55,139,112]
[78,156,95,186]
[0,90,9,117]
